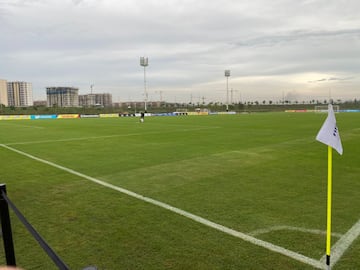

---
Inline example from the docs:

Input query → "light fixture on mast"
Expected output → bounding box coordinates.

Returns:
[140,57,149,112]
[225,70,231,112]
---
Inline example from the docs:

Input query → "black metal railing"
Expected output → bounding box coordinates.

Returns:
[0,184,97,270]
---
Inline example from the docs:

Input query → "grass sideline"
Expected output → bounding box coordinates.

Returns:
[0,113,359,269]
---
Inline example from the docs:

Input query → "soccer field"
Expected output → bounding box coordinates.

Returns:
[0,113,359,270]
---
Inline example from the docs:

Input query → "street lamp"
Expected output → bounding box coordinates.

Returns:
[140,57,149,112]
[225,70,230,111]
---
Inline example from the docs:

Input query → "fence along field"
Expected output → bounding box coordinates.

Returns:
[0,113,359,269]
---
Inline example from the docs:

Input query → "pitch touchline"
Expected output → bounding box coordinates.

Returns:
[0,122,45,129]
[0,144,327,269]
[5,134,126,145]
[4,126,219,146]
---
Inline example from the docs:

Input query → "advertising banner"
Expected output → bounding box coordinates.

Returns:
[30,115,57,120]
[99,114,119,118]
[341,110,360,113]
[57,114,80,119]
[80,114,100,118]
[152,113,176,116]
[0,115,31,120]
[188,112,209,116]
[217,111,236,115]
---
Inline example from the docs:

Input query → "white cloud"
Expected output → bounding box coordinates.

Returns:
[0,0,359,102]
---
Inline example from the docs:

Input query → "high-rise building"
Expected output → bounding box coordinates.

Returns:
[7,81,33,107]
[78,94,96,107]
[95,93,112,107]
[79,93,112,107]
[0,79,8,106]
[46,87,79,107]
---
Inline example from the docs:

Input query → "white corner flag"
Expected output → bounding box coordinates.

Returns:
[316,104,343,155]
[316,104,343,270]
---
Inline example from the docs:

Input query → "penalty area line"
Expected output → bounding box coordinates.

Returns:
[320,218,360,268]
[249,225,343,238]
[0,143,324,270]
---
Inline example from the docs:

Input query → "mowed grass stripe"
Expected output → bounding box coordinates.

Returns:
[4,126,220,146]
[0,143,325,269]
[1,113,359,269]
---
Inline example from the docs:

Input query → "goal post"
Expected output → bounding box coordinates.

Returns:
[175,108,188,113]
[314,105,340,113]
[174,108,188,116]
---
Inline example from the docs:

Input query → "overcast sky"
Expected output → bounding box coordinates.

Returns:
[1,0,359,103]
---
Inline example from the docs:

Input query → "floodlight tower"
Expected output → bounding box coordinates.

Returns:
[140,57,149,112]
[225,70,231,111]
[90,84,95,106]
[155,90,163,102]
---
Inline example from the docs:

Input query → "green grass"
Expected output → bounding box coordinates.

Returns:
[0,113,359,269]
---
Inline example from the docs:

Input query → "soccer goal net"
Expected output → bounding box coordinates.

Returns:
[314,105,340,113]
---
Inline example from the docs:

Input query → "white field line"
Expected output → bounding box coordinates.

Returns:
[0,123,45,129]
[250,225,343,238]
[320,218,360,267]
[0,143,325,269]
[4,126,220,146]
[5,134,125,146]
[145,123,222,129]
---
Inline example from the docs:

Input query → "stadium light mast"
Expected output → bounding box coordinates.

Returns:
[225,70,231,111]
[140,57,149,112]
[155,90,163,102]
[90,84,95,106]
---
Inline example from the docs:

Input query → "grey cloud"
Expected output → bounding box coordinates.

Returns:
[328,77,354,81]
[308,77,355,83]
[234,29,360,48]
[308,78,327,83]
[1,0,360,102]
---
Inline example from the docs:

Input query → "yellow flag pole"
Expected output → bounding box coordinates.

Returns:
[326,145,332,270]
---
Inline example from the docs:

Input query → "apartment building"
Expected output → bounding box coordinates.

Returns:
[95,93,112,107]
[78,94,96,107]
[0,79,8,106]
[7,81,33,107]
[46,87,79,107]
[79,93,112,107]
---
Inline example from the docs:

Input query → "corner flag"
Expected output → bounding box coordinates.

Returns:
[316,104,343,155]
[316,104,343,270]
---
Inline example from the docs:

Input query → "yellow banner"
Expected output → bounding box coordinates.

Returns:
[99,114,119,118]
[188,112,209,116]
[57,114,79,119]
[0,115,31,120]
